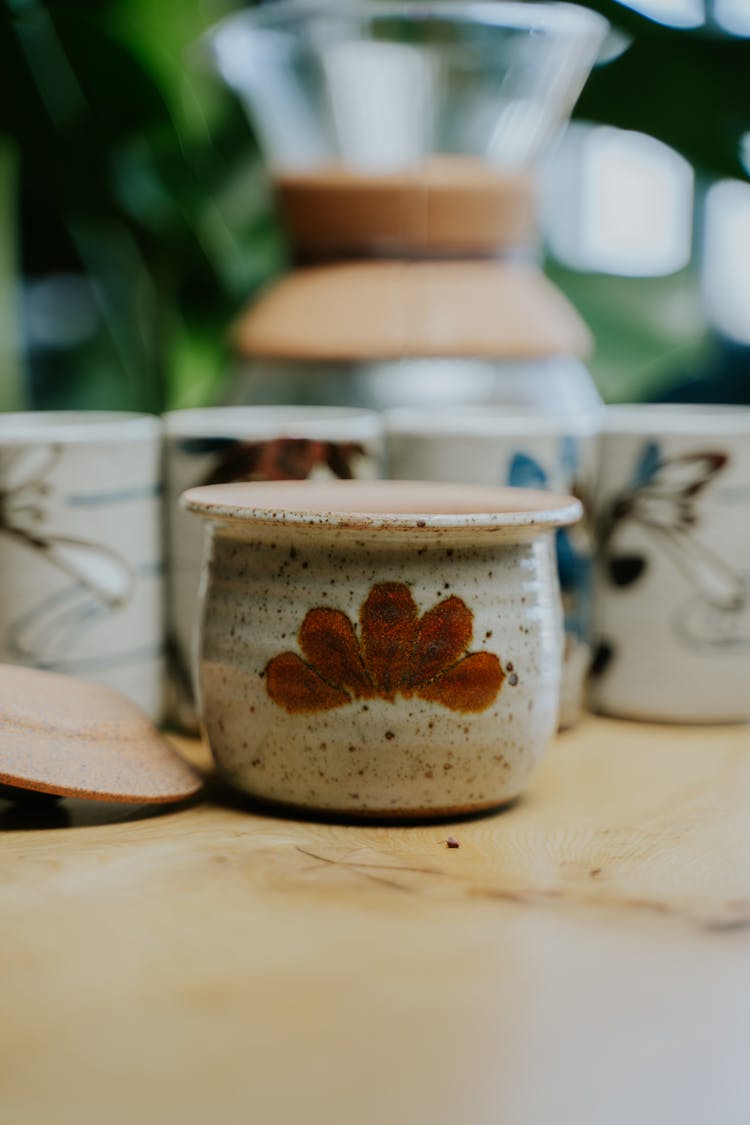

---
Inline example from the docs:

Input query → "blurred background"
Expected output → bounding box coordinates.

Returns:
[0,0,748,415]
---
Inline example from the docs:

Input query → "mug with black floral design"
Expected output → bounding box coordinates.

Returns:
[164,406,384,727]
[0,412,163,719]
[591,405,750,723]
[182,478,581,817]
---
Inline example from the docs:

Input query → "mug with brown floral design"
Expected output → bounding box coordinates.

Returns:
[165,406,384,727]
[182,479,581,817]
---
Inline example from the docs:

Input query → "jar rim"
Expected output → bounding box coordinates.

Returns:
[181,479,581,536]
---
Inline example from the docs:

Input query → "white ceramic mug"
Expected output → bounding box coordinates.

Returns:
[0,412,163,719]
[591,404,750,723]
[164,406,384,725]
[386,406,597,727]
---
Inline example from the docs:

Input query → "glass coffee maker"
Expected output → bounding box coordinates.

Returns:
[206,0,607,415]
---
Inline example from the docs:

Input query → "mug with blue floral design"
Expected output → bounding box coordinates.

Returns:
[592,405,750,723]
[386,406,598,727]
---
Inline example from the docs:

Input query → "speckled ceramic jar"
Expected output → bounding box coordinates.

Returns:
[183,480,581,818]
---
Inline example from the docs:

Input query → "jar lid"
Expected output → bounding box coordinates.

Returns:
[182,478,582,538]
[232,260,592,360]
[275,158,536,258]
[0,664,202,803]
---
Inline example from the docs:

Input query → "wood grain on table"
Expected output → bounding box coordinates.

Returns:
[1,717,749,1125]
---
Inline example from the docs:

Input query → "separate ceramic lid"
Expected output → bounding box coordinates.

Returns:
[275,158,536,257]
[0,664,203,803]
[232,260,592,361]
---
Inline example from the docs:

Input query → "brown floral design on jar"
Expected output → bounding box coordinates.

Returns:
[266,582,505,715]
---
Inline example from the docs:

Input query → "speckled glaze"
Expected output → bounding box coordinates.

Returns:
[183,480,581,817]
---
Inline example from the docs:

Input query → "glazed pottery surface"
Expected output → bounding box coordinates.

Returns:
[591,405,750,723]
[165,407,383,726]
[386,406,598,728]
[0,412,163,719]
[184,479,581,817]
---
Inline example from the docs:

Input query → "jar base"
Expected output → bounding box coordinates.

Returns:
[218,780,523,823]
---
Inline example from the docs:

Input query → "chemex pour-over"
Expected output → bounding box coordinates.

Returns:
[205,0,608,415]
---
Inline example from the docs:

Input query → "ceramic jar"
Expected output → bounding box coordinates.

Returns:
[183,479,581,817]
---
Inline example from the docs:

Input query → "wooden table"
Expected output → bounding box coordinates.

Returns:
[1,717,749,1125]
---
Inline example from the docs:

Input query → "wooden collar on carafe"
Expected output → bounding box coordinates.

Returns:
[273,156,538,262]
